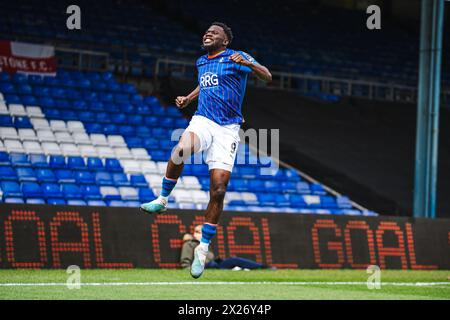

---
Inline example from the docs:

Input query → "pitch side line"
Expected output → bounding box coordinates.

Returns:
[0,281,449,287]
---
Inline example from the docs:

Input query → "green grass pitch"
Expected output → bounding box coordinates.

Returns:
[0,269,448,300]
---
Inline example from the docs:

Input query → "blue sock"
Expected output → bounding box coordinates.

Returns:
[201,223,217,244]
[161,177,177,197]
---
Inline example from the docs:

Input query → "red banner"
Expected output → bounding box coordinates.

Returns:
[0,40,56,75]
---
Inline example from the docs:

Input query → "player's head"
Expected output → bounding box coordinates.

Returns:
[202,22,233,52]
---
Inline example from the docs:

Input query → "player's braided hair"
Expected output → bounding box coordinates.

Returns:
[211,21,233,45]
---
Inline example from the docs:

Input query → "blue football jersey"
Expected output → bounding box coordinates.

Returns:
[195,48,257,125]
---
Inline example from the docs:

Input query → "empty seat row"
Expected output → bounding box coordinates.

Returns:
[0,178,353,211]
[220,204,366,216]
[0,83,141,102]
[2,71,122,85]
[125,136,176,149]
[83,123,176,137]
[0,117,85,134]
[0,128,128,147]
[0,103,44,118]
[1,153,163,174]
[1,152,124,170]
[30,118,85,132]
[0,180,155,203]
[0,165,148,185]
[144,174,202,190]
[1,97,171,116]
[0,140,149,159]
[45,109,185,126]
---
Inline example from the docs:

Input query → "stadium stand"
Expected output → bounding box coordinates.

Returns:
[0,69,373,215]
[1,0,448,88]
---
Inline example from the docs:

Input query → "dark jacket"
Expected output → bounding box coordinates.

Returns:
[180,239,215,268]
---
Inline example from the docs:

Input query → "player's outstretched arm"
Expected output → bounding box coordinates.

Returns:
[249,63,272,82]
[175,85,200,109]
[230,53,272,83]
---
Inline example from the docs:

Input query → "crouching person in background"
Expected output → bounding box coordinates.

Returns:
[180,225,269,271]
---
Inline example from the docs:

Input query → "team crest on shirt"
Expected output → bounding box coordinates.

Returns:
[200,72,219,88]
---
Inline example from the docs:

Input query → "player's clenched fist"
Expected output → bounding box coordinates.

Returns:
[229,53,252,67]
[175,96,190,108]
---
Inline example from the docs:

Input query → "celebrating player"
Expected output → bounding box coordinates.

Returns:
[140,22,272,279]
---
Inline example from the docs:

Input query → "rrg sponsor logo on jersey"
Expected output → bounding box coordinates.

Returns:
[200,72,219,88]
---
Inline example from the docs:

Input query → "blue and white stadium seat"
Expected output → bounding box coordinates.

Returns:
[0,70,376,216]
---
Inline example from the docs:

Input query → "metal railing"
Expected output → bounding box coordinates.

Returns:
[245,143,370,213]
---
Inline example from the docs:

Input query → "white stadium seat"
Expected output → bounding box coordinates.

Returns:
[303,195,321,205]
[241,192,258,204]
[31,118,50,130]
[50,120,68,132]
[95,146,116,158]
[8,104,27,116]
[4,139,24,153]
[100,186,120,199]
[182,176,201,189]
[225,192,243,204]
[173,178,186,189]
[107,135,126,147]
[72,132,91,145]
[0,140,5,151]
[172,189,193,203]
[0,93,4,101]
[79,145,98,157]
[90,134,108,146]
[152,187,162,197]
[114,147,132,159]
[145,174,162,188]
[125,201,141,208]
[140,160,158,174]
[60,143,81,157]
[177,203,198,210]
[120,159,142,174]
[36,130,56,142]
[26,106,44,118]
[55,131,74,144]
[18,129,38,141]
[0,127,19,140]
[118,187,139,200]
[131,148,150,160]
[67,121,85,133]
[0,103,8,115]
[23,141,43,154]
[42,142,62,155]
[191,190,209,204]
[156,161,168,175]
